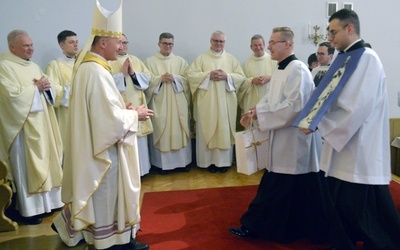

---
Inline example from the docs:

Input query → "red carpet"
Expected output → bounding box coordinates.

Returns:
[138,180,400,250]
[390,178,400,214]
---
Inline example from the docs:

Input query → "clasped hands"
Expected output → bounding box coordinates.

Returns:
[252,75,271,85]
[210,69,227,81]
[126,103,153,121]
[161,72,174,83]
[34,76,51,92]
[240,107,257,128]
[122,58,135,77]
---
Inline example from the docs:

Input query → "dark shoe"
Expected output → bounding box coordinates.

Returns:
[159,169,169,175]
[179,166,190,172]
[21,215,42,225]
[218,167,229,173]
[119,240,149,250]
[51,223,58,233]
[133,241,149,250]
[228,226,255,238]
[208,165,217,173]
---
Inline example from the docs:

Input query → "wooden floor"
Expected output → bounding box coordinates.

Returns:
[0,166,263,249]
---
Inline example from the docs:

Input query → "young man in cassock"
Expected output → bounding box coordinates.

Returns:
[295,9,400,249]
[229,27,331,245]
[311,42,334,87]
[45,30,78,147]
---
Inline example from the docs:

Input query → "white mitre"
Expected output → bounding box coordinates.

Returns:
[91,0,123,38]
[73,0,123,75]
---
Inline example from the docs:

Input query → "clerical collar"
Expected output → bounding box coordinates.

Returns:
[341,39,364,53]
[278,54,297,70]
[118,53,127,56]
[62,54,76,62]
[254,52,265,58]
[211,49,224,56]
[160,52,171,57]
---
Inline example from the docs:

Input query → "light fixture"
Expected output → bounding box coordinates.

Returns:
[308,24,326,46]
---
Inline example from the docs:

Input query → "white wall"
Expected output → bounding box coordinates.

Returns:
[1,0,399,117]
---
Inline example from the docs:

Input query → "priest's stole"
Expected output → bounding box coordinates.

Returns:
[293,48,365,131]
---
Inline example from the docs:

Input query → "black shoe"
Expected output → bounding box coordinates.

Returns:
[228,226,255,238]
[159,169,169,175]
[133,241,149,250]
[208,165,217,173]
[51,223,58,233]
[120,240,149,250]
[179,166,190,172]
[219,167,229,173]
[21,215,42,225]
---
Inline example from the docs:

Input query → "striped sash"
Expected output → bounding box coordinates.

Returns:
[293,48,365,131]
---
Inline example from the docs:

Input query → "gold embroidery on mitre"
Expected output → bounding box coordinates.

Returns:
[91,0,123,38]
[91,28,122,38]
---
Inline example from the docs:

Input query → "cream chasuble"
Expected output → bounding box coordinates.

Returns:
[109,55,153,137]
[187,49,245,149]
[238,53,277,113]
[0,52,63,194]
[45,55,75,146]
[145,52,190,152]
[62,52,141,231]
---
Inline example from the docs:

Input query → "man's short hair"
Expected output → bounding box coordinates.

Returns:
[251,34,265,45]
[272,27,294,45]
[57,30,77,43]
[308,53,318,67]
[159,32,174,42]
[329,9,360,35]
[319,42,335,55]
[7,29,29,46]
[211,30,225,39]
[92,36,106,46]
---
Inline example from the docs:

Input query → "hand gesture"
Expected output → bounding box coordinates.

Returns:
[122,58,135,76]
[161,72,174,83]
[136,105,154,121]
[210,69,227,81]
[33,76,51,92]
[299,128,313,135]
[240,108,257,128]
[126,102,134,110]
[252,75,271,85]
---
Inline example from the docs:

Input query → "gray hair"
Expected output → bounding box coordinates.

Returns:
[251,34,265,44]
[211,30,225,39]
[7,29,29,46]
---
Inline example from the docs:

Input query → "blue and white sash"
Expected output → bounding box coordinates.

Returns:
[293,48,365,131]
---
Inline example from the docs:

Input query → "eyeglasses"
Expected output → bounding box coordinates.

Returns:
[161,42,174,46]
[122,41,129,45]
[315,52,326,56]
[268,40,286,46]
[211,39,225,43]
[328,24,349,38]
